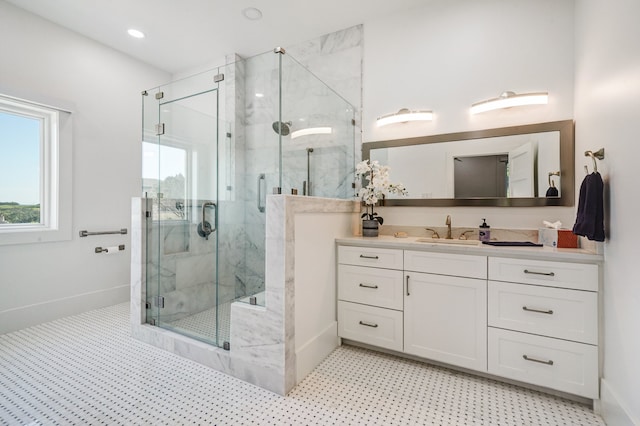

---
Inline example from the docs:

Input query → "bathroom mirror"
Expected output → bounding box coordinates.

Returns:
[363,120,574,207]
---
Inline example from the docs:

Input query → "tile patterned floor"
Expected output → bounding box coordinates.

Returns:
[0,303,605,425]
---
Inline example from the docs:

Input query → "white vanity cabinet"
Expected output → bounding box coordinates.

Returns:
[337,246,404,351]
[336,239,602,400]
[404,251,487,372]
[337,246,488,372]
[487,257,599,398]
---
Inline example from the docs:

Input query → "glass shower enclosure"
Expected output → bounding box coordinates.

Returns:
[141,49,355,349]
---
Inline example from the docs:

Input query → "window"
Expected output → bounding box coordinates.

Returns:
[0,93,72,245]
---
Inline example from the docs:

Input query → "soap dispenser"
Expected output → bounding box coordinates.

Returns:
[479,218,491,242]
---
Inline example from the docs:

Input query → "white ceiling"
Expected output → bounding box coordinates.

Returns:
[6,0,426,74]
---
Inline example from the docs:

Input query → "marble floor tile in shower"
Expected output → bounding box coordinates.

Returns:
[0,303,604,425]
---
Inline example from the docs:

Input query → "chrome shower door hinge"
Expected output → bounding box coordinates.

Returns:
[154,296,165,309]
[214,73,224,83]
[155,123,165,136]
[155,91,164,100]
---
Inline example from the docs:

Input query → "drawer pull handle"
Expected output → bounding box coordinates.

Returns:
[406,275,410,296]
[523,269,555,277]
[359,283,379,289]
[522,306,554,315]
[359,254,379,260]
[359,320,379,328]
[523,355,554,366]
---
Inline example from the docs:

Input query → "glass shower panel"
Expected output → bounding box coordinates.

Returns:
[279,55,355,198]
[228,51,281,307]
[143,83,222,346]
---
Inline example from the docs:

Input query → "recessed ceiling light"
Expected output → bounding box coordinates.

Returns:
[242,7,263,20]
[255,93,264,98]
[127,29,145,39]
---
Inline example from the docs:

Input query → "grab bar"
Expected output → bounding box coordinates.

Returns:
[257,173,265,212]
[80,228,127,237]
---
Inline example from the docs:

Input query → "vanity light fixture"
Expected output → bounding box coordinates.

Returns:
[127,29,145,39]
[291,127,332,139]
[376,108,433,127]
[470,91,548,115]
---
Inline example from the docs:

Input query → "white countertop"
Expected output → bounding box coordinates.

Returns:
[336,235,603,263]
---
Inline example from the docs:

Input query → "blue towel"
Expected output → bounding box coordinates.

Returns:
[572,172,605,241]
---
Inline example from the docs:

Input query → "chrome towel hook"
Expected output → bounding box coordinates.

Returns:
[584,148,605,173]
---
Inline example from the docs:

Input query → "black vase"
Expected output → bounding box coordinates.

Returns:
[362,219,379,237]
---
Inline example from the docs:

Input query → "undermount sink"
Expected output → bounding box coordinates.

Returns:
[416,238,482,246]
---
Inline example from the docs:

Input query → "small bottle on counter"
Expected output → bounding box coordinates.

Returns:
[479,218,491,242]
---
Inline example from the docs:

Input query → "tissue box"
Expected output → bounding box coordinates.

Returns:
[557,229,578,248]
[538,228,558,247]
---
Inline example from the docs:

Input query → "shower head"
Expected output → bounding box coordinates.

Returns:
[272,121,292,136]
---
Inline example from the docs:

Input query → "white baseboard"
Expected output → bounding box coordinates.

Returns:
[598,379,639,426]
[0,285,130,334]
[295,321,339,385]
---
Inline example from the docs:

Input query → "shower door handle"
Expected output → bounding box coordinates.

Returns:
[203,201,217,233]
[198,202,216,240]
[257,173,266,212]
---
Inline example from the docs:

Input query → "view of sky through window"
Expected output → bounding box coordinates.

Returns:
[0,111,41,205]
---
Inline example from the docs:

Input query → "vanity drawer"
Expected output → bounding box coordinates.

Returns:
[488,328,598,399]
[338,301,403,352]
[404,250,486,279]
[488,257,598,291]
[338,265,404,310]
[338,245,403,270]
[488,281,598,344]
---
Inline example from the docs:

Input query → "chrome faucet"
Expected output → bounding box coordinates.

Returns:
[445,215,452,239]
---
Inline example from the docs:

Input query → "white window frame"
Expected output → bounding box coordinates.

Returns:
[0,93,72,245]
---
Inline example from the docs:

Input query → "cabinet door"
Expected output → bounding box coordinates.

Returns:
[338,265,404,310]
[488,328,598,398]
[338,245,404,270]
[338,301,404,352]
[488,281,598,344]
[404,272,487,372]
[488,257,598,292]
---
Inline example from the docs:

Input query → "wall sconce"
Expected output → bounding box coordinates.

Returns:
[376,108,433,127]
[470,91,548,115]
[291,127,332,139]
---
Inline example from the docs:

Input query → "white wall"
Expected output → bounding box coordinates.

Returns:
[362,0,576,230]
[575,0,640,424]
[0,1,169,333]
[294,212,352,384]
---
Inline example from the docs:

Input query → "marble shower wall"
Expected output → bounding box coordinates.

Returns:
[239,26,363,280]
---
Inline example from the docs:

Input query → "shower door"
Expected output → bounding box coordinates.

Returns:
[145,86,224,347]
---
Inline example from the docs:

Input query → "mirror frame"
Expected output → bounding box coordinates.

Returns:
[362,120,574,207]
